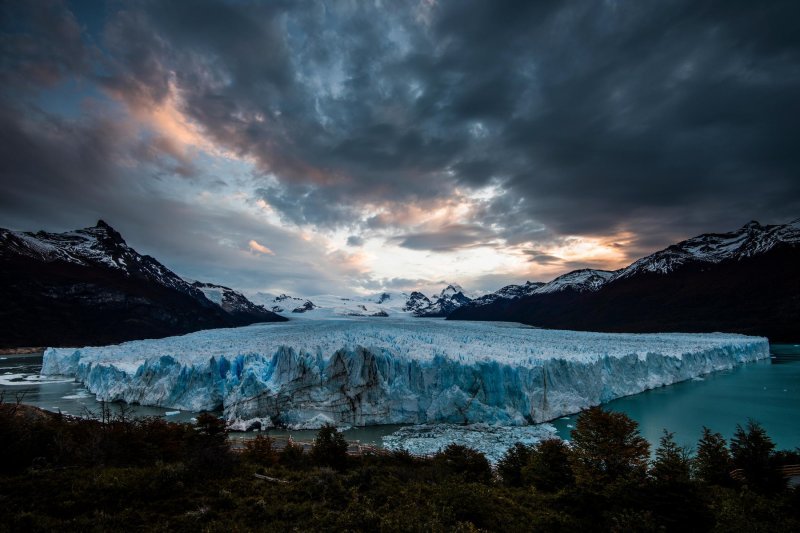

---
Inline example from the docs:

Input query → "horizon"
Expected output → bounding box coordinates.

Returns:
[2,1,799,296]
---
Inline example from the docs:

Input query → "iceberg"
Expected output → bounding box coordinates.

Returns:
[41,318,769,428]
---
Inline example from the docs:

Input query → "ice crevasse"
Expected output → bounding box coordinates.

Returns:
[41,318,769,429]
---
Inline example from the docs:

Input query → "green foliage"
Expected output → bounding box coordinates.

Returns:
[650,430,691,485]
[242,435,276,466]
[731,419,784,493]
[1,402,799,531]
[569,407,650,488]
[496,442,533,487]
[310,424,349,469]
[693,426,733,486]
[432,444,492,484]
[521,438,574,492]
[648,430,713,531]
[279,438,306,467]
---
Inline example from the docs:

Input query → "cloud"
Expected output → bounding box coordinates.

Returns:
[248,240,274,255]
[2,0,799,295]
[392,224,497,252]
[346,235,364,247]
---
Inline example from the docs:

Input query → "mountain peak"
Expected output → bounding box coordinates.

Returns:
[742,220,762,230]
[440,283,464,297]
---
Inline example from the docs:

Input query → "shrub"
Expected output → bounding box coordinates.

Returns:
[310,424,349,469]
[242,435,276,466]
[279,438,306,467]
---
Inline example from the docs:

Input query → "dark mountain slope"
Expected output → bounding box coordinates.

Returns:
[0,221,285,348]
[450,220,800,341]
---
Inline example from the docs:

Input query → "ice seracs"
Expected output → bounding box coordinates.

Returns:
[42,318,769,429]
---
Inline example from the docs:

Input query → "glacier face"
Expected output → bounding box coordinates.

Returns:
[41,318,769,428]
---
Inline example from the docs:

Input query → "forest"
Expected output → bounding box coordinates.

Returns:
[1,398,798,532]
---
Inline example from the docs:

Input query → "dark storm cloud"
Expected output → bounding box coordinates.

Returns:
[346,235,364,247]
[85,0,800,245]
[523,251,562,265]
[392,224,496,252]
[2,0,800,291]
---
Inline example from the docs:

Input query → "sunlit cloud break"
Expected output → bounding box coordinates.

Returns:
[1,0,799,295]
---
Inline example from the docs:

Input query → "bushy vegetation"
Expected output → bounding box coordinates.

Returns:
[1,402,798,532]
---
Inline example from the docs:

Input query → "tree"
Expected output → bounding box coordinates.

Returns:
[279,437,306,467]
[730,420,783,493]
[243,435,277,466]
[693,427,732,486]
[497,442,533,487]
[569,407,649,488]
[522,438,574,492]
[310,424,349,469]
[432,444,492,484]
[650,430,691,485]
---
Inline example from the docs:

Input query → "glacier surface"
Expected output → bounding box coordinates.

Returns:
[41,318,769,428]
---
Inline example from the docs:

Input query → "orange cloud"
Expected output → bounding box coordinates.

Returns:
[248,239,275,255]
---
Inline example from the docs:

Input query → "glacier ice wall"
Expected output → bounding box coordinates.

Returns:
[41,319,770,428]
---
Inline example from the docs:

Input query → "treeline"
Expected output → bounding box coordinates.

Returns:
[1,400,798,531]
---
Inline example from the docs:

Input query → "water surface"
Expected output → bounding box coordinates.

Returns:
[3,345,798,450]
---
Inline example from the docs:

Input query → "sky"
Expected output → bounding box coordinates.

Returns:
[1,0,799,296]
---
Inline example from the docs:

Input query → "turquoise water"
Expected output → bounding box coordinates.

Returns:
[551,344,800,451]
[3,345,799,450]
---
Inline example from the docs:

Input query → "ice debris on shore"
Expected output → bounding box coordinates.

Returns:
[382,423,559,464]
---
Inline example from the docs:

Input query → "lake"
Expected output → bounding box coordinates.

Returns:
[2,344,798,450]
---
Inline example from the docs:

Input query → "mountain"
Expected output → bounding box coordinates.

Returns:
[412,284,472,317]
[532,269,616,294]
[0,221,285,348]
[463,281,544,307]
[247,286,474,318]
[403,291,432,314]
[449,219,800,341]
[189,281,278,324]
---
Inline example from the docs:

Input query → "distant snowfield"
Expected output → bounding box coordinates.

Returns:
[42,318,769,429]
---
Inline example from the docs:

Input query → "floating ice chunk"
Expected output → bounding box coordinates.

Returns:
[164,411,180,416]
[62,390,92,400]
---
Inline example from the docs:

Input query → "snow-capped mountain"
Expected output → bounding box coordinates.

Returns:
[617,219,800,279]
[0,221,285,348]
[413,284,472,317]
[291,300,317,313]
[449,218,800,341]
[403,291,432,314]
[0,220,201,299]
[249,292,404,317]
[248,285,475,319]
[189,281,276,323]
[466,281,545,307]
[532,269,617,294]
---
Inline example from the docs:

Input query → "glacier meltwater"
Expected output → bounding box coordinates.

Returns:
[41,318,769,429]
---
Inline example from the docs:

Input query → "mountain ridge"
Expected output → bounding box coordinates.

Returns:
[449,219,800,341]
[0,221,286,348]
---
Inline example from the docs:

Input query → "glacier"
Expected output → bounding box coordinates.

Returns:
[41,318,769,429]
